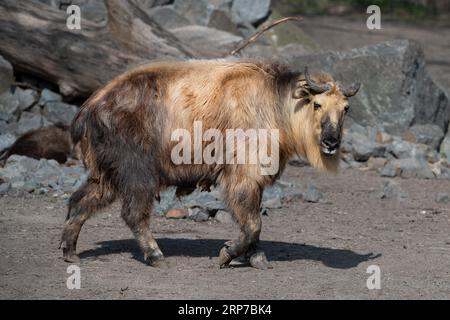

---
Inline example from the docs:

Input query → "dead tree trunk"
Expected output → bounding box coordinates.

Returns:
[0,0,196,97]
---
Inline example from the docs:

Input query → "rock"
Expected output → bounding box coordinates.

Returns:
[0,55,13,94]
[387,138,439,163]
[38,89,62,106]
[59,165,86,192]
[0,133,16,152]
[34,158,63,190]
[285,40,450,135]
[15,88,39,111]
[302,184,323,203]
[352,141,386,162]
[0,155,39,186]
[38,0,108,23]
[173,0,211,25]
[376,130,393,144]
[0,181,11,194]
[440,124,450,162]
[42,101,78,126]
[380,180,408,200]
[188,207,210,222]
[207,9,240,35]
[15,112,44,135]
[367,157,387,171]
[342,125,386,162]
[0,92,19,122]
[379,163,399,177]
[165,208,188,219]
[262,197,282,209]
[435,193,449,204]
[380,158,435,179]
[184,189,226,212]
[403,124,445,150]
[148,5,191,29]
[170,26,242,56]
[173,0,234,28]
[215,210,233,223]
[231,0,271,25]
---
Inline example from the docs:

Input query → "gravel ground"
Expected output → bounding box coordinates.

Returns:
[1,165,449,299]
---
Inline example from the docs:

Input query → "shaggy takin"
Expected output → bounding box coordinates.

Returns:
[60,60,360,268]
[0,125,78,167]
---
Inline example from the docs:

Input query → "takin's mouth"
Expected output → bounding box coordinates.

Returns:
[320,143,338,156]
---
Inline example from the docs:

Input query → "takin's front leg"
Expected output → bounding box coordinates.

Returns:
[219,180,270,269]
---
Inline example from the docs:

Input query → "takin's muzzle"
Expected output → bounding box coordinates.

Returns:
[320,116,341,155]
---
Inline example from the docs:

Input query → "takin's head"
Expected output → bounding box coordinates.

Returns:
[289,67,360,171]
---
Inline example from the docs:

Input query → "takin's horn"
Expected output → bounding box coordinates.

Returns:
[304,66,331,94]
[342,82,361,97]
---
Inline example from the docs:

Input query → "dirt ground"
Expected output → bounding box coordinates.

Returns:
[1,165,449,300]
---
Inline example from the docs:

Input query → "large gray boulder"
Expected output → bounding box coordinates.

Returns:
[42,101,78,126]
[231,0,271,25]
[403,124,445,150]
[37,0,108,23]
[170,26,242,56]
[440,124,450,162]
[148,5,191,29]
[285,40,450,135]
[0,55,13,95]
[0,92,19,122]
[173,0,240,34]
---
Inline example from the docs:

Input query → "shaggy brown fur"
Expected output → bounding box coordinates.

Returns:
[60,59,358,268]
[0,125,78,166]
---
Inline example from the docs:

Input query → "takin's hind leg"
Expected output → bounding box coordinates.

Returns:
[121,194,165,267]
[60,178,116,262]
[219,180,269,269]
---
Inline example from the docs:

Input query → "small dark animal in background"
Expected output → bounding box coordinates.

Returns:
[0,124,78,166]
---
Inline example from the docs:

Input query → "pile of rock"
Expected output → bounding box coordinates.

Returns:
[0,155,86,195]
[340,123,450,180]
[160,179,323,222]
[1,58,78,138]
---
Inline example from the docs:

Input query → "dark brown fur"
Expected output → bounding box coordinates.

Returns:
[0,125,77,166]
[60,60,354,268]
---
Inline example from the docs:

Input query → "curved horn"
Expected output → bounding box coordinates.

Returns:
[343,82,361,97]
[304,66,330,94]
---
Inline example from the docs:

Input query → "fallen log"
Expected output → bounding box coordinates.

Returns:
[0,0,196,98]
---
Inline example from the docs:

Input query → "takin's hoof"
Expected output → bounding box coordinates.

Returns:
[59,241,80,263]
[218,247,233,268]
[249,250,272,270]
[144,250,167,268]
[63,250,80,263]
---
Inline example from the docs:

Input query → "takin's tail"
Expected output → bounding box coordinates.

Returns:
[70,108,88,146]
[70,106,110,172]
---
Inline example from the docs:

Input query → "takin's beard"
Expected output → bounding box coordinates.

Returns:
[293,121,340,172]
[303,138,340,172]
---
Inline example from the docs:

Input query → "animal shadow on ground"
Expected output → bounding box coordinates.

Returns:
[79,238,381,269]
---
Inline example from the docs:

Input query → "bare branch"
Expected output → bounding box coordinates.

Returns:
[228,16,304,57]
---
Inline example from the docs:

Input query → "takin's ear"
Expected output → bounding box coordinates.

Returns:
[294,97,311,113]
[292,79,310,99]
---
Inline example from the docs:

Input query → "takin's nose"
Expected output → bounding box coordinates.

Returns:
[322,136,340,150]
[321,130,341,155]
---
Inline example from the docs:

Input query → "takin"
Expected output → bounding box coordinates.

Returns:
[60,60,360,269]
[0,124,79,167]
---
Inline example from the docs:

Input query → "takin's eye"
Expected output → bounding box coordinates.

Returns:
[313,102,322,111]
[344,105,350,113]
